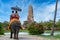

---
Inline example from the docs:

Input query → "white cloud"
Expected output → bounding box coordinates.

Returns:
[33,1,60,22]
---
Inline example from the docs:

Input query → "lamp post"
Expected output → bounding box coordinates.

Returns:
[51,0,58,36]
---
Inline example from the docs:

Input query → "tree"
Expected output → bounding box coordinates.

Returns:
[56,19,60,28]
[27,22,44,35]
[47,20,53,27]
[40,20,53,30]
[51,0,58,36]
[23,21,28,28]
[3,21,9,29]
[0,22,4,35]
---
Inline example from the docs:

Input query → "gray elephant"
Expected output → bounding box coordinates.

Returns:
[10,21,21,39]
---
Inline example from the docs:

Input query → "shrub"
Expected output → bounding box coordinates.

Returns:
[0,22,4,35]
[28,22,44,35]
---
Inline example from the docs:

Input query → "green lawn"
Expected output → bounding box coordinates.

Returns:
[19,29,29,32]
[45,30,60,33]
[5,29,60,33]
[5,30,10,33]
[5,29,29,33]
[53,34,60,38]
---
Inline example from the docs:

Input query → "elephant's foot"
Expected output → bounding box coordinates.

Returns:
[14,36,18,39]
[10,37,12,39]
[16,37,18,39]
[14,38,16,39]
[14,37,18,39]
[14,36,16,39]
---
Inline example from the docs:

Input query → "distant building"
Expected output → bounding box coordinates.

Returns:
[27,4,34,23]
[23,4,34,28]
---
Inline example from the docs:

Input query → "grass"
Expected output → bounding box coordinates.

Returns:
[53,34,60,38]
[5,29,60,33]
[5,29,29,32]
[19,29,29,32]
[5,30,10,33]
[45,30,60,33]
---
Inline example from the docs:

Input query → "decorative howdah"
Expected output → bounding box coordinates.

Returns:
[10,11,19,25]
[9,6,21,39]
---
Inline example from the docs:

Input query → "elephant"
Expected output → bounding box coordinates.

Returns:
[10,20,21,39]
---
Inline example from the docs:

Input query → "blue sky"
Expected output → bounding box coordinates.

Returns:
[0,0,60,24]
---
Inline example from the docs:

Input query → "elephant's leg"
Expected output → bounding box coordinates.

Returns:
[14,30,16,39]
[16,32,18,39]
[14,29,19,39]
[16,30,19,39]
[10,31,13,38]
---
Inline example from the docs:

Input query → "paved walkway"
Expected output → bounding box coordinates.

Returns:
[0,35,45,40]
[0,33,60,40]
